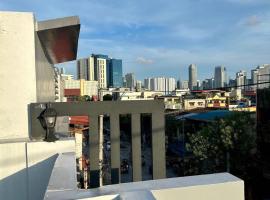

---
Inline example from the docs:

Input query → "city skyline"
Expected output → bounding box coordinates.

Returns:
[1,0,270,80]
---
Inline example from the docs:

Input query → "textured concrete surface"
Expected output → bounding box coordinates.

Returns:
[0,139,75,200]
[45,173,244,200]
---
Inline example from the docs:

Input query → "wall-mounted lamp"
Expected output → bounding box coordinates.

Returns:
[39,103,58,142]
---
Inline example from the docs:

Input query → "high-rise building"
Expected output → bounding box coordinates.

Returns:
[136,80,142,92]
[180,80,189,89]
[78,54,123,89]
[107,59,123,88]
[255,64,270,89]
[88,56,95,81]
[148,77,176,94]
[214,66,227,88]
[228,78,236,88]
[77,57,94,81]
[144,78,151,90]
[236,70,247,90]
[77,58,88,80]
[125,73,136,90]
[188,64,197,90]
[197,80,201,90]
[202,78,214,90]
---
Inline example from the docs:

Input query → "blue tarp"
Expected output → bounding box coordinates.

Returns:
[176,110,232,122]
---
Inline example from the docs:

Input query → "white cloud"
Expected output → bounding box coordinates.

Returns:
[136,57,154,64]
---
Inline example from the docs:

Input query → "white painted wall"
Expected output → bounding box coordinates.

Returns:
[0,12,36,140]
[0,140,75,200]
[0,12,55,140]
[151,181,244,200]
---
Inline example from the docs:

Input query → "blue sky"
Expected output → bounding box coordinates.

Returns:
[1,0,270,81]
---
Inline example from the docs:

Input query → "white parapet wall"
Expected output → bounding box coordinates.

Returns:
[0,11,55,140]
[0,139,75,200]
[45,173,244,200]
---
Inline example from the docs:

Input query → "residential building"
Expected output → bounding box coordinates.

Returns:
[188,64,197,90]
[206,93,227,108]
[157,96,182,110]
[255,64,270,89]
[136,80,142,92]
[183,98,206,110]
[144,78,151,90]
[148,77,176,94]
[77,57,95,81]
[64,79,98,98]
[214,66,227,88]
[125,73,136,90]
[107,59,123,88]
[171,89,189,97]
[95,55,108,89]
[236,70,247,90]
[77,58,89,80]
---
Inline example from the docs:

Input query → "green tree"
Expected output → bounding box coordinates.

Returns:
[186,112,257,178]
[103,94,113,101]
[78,95,91,102]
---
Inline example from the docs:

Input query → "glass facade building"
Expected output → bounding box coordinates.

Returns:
[107,59,123,88]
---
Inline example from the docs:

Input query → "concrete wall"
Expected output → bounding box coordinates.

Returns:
[0,140,75,200]
[151,181,244,200]
[0,12,55,140]
[0,12,36,140]
[35,31,55,102]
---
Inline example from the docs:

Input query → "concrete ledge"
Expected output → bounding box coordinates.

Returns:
[0,139,75,200]
[45,173,244,200]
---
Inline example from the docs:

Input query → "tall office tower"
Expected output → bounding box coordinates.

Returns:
[204,78,215,89]
[77,58,88,80]
[188,64,197,90]
[180,80,189,89]
[228,78,236,88]
[214,66,227,88]
[107,59,123,88]
[136,80,142,91]
[95,55,108,89]
[125,73,136,90]
[88,56,95,81]
[144,78,151,90]
[236,70,247,90]
[166,77,176,94]
[251,69,259,86]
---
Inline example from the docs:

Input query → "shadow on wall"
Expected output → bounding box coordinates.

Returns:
[0,154,58,200]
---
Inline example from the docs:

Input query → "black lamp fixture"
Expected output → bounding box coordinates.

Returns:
[39,103,58,142]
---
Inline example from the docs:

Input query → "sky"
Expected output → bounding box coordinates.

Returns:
[1,0,270,81]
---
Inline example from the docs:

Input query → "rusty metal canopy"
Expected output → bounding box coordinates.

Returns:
[37,16,80,64]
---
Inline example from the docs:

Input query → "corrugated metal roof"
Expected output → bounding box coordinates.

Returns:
[176,110,232,122]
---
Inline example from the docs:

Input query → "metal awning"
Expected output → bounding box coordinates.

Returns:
[37,16,80,64]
